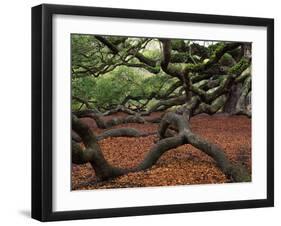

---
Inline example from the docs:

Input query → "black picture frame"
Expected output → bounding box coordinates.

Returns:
[32,3,274,222]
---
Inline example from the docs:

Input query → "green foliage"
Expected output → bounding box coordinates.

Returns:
[71,65,173,111]
[142,49,161,61]
[71,34,105,75]
[71,34,251,112]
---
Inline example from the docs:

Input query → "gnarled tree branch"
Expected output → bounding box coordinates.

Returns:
[72,113,250,182]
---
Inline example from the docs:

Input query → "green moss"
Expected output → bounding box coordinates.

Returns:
[235,66,251,83]
[205,43,224,63]
[228,58,249,75]
[208,43,223,53]
[185,62,204,71]
[219,53,235,66]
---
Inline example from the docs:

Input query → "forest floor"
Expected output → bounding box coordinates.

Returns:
[72,112,251,190]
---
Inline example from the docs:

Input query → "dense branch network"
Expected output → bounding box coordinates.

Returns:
[72,36,251,117]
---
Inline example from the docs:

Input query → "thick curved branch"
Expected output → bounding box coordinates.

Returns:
[194,94,228,115]
[235,66,251,83]
[76,111,149,128]
[102,105,141,116]
[191,75,233,103]
[157,112,250,181]
[136,135,185,170]
[72,112,250,182]
[72,141,87,164]
[72,115,125,179]
[97,128,156,141]
[160,39,183,78]
[149,95,186,113]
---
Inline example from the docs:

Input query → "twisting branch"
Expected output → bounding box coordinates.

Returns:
[96,128,156,141]
[72,113,250,182]
[95,35,157,67]
[184,42,242,73]
[160,39,183,78]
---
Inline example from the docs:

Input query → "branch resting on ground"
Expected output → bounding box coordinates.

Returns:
[72,113,250,182]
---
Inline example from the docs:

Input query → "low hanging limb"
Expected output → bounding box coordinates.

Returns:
[74,108,163,129]
[96,128,156,141]
[72,127,156,143]
[72,113,250,182]
[74,112,146,129]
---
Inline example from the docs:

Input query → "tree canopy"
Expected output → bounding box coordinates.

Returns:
[71,35,251,117]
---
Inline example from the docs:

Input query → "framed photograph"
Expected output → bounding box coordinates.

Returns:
[32,4,274,221]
